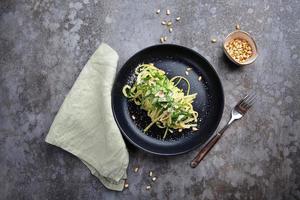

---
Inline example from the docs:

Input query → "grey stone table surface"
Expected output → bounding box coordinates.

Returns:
[0,0,299,199]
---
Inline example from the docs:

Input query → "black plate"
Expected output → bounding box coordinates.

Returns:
[112,44,224,155]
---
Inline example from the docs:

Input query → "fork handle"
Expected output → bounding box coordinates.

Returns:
[190,124,230,168]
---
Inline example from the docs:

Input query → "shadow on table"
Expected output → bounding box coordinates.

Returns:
[124,138,138,153]
[124,137,194,163]
[221,52,241,71]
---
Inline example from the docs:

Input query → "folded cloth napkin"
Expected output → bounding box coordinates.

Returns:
[45,43,129,191]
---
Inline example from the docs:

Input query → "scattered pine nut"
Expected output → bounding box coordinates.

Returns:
[167,21,172,26]
[192,127,198,131]
[149,171,153,177]
[185,71,189,75]
[179,129,182,132]
[169,27,173,33]
[124,183,129,188]
[198,76,202,81]
[146,185,151,190]
[134,167,139,173]
[164,36,167,41]
[152,177,157,182]
[235,24,240,30]
[160,37,164,43]
[131,115,136,120]
[161,21,166,25]
[166,9,170,15]
[156,9,160,14]
[186,67,192,71]
[211,38,217,43]
[176,17,181,21]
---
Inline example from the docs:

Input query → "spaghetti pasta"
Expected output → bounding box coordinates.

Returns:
[122,63,198,139]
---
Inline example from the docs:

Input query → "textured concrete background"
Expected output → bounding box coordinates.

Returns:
[1,0,299,199]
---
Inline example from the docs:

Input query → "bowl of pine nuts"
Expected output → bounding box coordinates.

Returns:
[223,30,258,66]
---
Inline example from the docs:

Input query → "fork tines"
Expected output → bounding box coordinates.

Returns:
[240,92,256,110]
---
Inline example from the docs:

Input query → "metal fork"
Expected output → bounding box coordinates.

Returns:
[190,92,256,168]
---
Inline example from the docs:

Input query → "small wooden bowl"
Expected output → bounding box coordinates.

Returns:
[223,30,258,66]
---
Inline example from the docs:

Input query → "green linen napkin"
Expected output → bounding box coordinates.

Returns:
[45,43,129,191]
